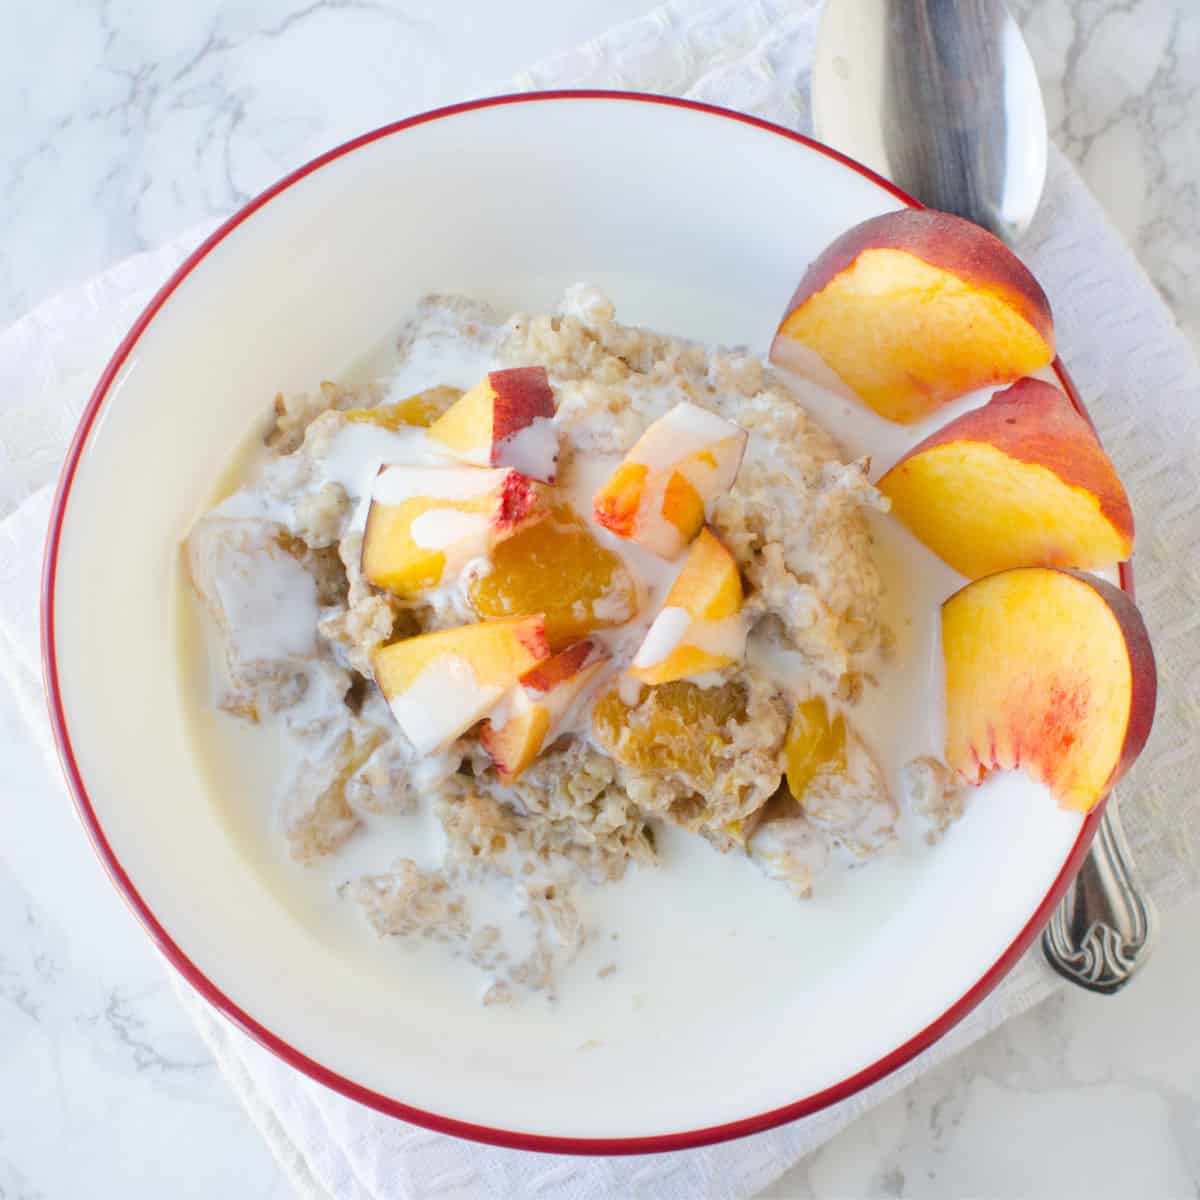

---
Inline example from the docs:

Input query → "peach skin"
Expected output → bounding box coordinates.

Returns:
[428,366,559,481]
[480,640,610,781]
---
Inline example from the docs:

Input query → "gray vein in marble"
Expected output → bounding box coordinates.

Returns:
[1012,0,1199,343]
[89,988,212,1074]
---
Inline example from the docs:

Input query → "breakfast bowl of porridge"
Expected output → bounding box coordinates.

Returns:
[43,93,1155,1151]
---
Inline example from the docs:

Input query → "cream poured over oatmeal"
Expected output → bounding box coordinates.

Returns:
[182,285,963,1003]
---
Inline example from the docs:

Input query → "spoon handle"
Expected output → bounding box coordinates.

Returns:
[1042,801,1158,993]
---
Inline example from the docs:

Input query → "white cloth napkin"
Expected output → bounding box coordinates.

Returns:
[2,1,1199,1196]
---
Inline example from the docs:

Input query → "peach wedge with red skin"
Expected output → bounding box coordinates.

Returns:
[770,209,1055,424]
[942,568,1156,813]
[428,366,559,481]
[878,378,1135,578]
[593,402,748,559]
[480,639,610,781]
[373,615,550,756]
[630,526,747,685]
[362,465,546,598]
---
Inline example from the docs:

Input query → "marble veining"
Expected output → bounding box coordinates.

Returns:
[1,2,1198,1197]
[0,0,651,327]
[1009,0,1200,347]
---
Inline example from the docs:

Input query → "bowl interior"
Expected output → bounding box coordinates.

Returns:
[48,95,1087,1146]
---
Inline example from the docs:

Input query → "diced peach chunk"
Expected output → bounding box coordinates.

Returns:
[593,402,747,558]
[785,696,847,801]
[591,679,747,786]
[361,466,546,598]
[480,640,610,781]
[372,616,550,755]
[630,527,746,685]
[878,378,1134,577]
[428,367,559,480]
[770,209,1055,423]
[942,568,1156,812]
[782,697,896,856]
[343,385,462,430]
[469,504,639,649]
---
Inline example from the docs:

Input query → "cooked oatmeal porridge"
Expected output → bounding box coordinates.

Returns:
[183,285,963,1002]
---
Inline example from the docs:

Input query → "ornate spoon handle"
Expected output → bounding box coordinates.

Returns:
[1042,802,1158,993]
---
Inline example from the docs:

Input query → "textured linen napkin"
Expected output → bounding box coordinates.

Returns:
[2,1,1199,1196]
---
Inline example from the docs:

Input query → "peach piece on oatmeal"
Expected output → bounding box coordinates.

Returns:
[480,640,610,781]
[593,402,748,559]
[343,385,462,430]
[591,679,748,787]
[428,367,559,481]
[785,697,846,800]
[361,465,547,597]
[372,615,550,755]
[783,696,896,856]
[629,527,746,686]
[469,504,639,649]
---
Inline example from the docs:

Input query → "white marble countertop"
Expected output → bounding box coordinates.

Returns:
[2,2,1198,1197]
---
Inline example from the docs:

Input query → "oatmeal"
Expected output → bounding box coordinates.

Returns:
[184,285,963,1001]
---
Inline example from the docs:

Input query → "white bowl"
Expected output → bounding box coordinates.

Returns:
[43,92,1106,1153]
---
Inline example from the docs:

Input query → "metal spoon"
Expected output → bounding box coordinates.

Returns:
[812,0,1157,992]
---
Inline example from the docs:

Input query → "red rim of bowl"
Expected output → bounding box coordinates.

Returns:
[40,89,1116,1155]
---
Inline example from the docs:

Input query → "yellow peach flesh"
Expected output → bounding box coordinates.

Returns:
[942,568,1156,812]
[878,379,1134,577]
[469,505,638,649]
[778,248,1053,423]
[785,697,848,801]
[629,527,744,685]
[373,616,549,698]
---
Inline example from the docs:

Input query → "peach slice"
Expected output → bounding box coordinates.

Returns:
[630,526,746,685]
[361,465,545,598]
[942,568,1156,813]
[593,402,748,558]
[428,366,559,481]
[373,615,550,755]
[468,503,639,649]
[878,379,1134,577]
[480,639,610,781]
[771,209,1055,423]
[343,385,462,430]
